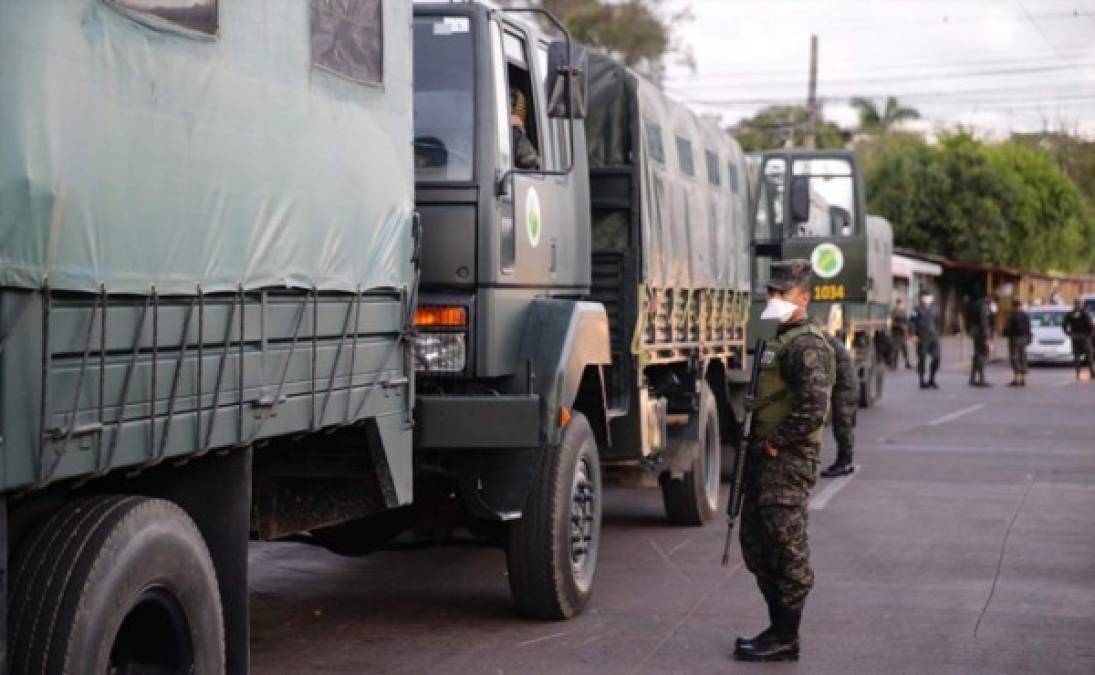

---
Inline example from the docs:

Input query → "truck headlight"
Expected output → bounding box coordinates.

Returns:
[413,305,469,373]
[415,333,467,372]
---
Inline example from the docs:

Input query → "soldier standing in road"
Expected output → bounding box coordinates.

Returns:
[1002,298,1031,387]
[889,298,912,369]
[968,294,993,387]
[1063,299,1095,380]
[735,260,834,663]
[821,327,857,478]
[910,289,942,389]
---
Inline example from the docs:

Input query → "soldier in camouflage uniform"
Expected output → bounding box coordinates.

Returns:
[820,328,858,478]
[734,260,835,663]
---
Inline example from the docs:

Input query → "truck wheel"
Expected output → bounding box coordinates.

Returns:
[9,496,225,675]
[506,412,601,620]
[661,382,720,526]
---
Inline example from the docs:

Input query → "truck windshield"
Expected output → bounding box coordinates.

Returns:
[413,17,475,182]
[791,158,855,238]
[1030,311,1066,328]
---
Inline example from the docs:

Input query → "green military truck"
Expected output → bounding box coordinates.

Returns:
[410,5,752,620]
[1,2,416,672]
[750,150,892,406]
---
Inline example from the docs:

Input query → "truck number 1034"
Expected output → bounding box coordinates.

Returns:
[814,284,847,301]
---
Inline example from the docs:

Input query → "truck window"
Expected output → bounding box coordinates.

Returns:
[791,158,855,237]
[310,0,383,85]
[414,16,475,182]
[645,121,666,164]
[107,0,217,35]
[705,150,720,186]
[727,162,740,194]
[504,32,541,170]
[676,135,694,177]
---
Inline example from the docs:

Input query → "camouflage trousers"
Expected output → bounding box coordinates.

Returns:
[739,442,818,610]
[831,393,857,462]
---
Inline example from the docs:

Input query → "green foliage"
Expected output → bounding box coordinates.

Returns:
[538,0,690,83]
[732,105,849,152]
[850,96,920,135]
[863,131,1095,274]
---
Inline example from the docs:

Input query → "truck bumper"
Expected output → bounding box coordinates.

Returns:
[415,394,541,449]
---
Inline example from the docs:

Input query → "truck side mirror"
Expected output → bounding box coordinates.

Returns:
[790,176,810,224]
[547,41,587,119]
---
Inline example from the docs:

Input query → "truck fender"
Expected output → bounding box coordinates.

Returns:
[513,300,611,447]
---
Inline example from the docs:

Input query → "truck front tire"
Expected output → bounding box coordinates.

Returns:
[9,495,225,675]
[661,382,720,526]
[506,412,601,620]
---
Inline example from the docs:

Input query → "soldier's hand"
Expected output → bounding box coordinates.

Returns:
[765,442,779,458]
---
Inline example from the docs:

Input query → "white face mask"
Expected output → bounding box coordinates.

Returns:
[921,295,934,306]
[761,297,799,323]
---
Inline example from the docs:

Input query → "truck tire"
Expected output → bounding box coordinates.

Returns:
[506,412,601,620]
[9,495,225,675]
[661,382,720,526]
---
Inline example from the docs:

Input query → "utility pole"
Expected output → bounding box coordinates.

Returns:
[805,34,818,149]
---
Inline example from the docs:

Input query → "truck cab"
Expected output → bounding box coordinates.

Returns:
[411,4,610,620]
[750,149,892,406]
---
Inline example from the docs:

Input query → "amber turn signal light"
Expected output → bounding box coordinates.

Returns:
[414,305,467,328]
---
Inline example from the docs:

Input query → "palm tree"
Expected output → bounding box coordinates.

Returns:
[851,96,920,134]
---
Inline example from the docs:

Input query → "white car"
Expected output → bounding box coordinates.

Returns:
[1026,305,1073,364]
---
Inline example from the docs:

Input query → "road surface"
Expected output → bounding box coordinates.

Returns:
[249,339,1095,674]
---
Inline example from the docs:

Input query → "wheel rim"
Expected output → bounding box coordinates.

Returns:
[569,455,597,590]
[109,586,195,675]
[703,416,720,509]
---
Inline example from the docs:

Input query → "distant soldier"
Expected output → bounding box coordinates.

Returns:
[889,298,912,369]
[1002,298,1031,387]
[968,294,993,387]
[910,289,941,389]
[820,328,857,478]
[1063,299,1095,380]
[735,260,834,663]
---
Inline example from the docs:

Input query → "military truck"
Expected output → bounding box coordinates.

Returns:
[1,2,416,672]
[750,150,892,406]
[411,5,752,620]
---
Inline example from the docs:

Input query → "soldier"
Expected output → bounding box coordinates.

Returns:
[889,298,912,369]
[1063,299,1095,380]
[1002,298,1031,387]
[509,88,541,170]
[820,327,857,478]
[968,294,993,387]
[910,289,941,389]
[734,260,834,663]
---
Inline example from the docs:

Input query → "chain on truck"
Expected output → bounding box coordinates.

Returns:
[749,150,893,407]
[411,3,753,620]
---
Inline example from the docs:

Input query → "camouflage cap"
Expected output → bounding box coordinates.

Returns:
[766,259,813,292]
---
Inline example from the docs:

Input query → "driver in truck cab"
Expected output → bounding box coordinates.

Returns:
[509,87,541,170]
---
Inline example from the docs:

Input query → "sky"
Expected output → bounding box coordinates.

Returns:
[661,0,1095,139]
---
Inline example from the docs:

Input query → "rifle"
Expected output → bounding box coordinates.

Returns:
[721,337,767,567]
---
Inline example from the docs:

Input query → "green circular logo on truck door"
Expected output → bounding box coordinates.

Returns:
[526,187,542,248]
[810,242,845,279]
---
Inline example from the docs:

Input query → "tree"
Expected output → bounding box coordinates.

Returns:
[851,96,920,135]
[864,131,1095,274]
[731,105,849,152]
[537,0,691,84]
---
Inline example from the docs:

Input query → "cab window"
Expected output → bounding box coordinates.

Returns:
[503,31,542,170]
[792,158,855,237]
[107,0,218,36]
[414,16,475,182]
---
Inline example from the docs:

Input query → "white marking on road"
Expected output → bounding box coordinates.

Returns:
[648,539,693,586]
[810,471,857,511]
[516,631,569,648]
[927,403,984,427]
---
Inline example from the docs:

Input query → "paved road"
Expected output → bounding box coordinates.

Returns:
[249,338,1095,674]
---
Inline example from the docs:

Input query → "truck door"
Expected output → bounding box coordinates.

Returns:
[491,21,585,290]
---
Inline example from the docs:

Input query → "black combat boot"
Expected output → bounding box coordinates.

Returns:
[733,603,801,662]
[821,458,855,478]
[734,590,778,650]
